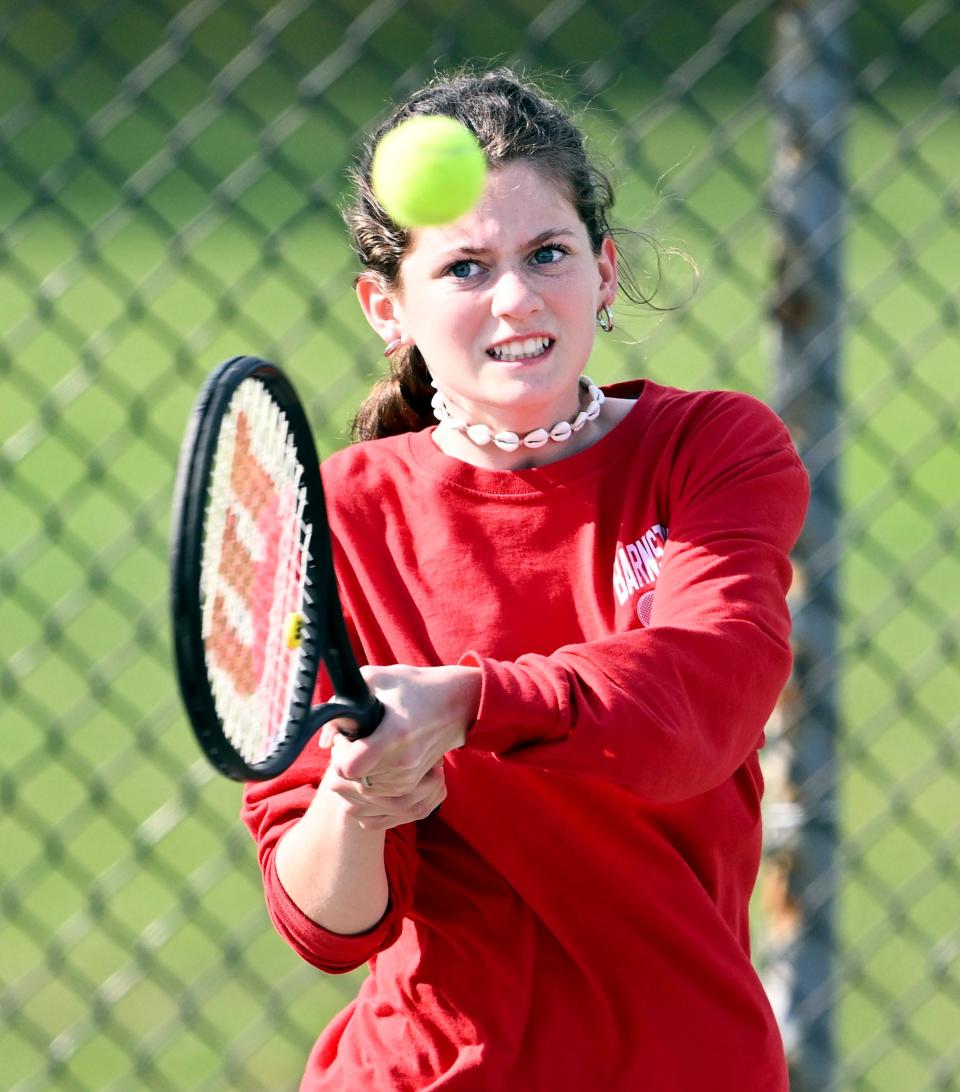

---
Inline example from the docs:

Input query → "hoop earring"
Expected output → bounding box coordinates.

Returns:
[383,337,402,357]
[597,305,614,333]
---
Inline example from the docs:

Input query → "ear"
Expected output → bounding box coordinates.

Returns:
[356,273,405,346]
[597,235,618,309]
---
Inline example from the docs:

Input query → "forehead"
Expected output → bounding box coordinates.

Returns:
[402,160,583,261]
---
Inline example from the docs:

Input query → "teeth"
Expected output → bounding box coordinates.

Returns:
[489,337,551,361]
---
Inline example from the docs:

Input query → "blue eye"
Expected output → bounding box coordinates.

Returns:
[448,260,481,279]
[532,246,565,265]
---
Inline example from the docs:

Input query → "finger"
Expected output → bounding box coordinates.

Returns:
[325,717,367,742]
[330,732,391,782]
[340,767,437,801]
[325,771,414,811]
[372,767,446,815]
[338,741,443,788]
[327,760,413,798]
[326,754,446,809]
[331,769,445,820]
[361,761,447,800]
[356,784,445,829]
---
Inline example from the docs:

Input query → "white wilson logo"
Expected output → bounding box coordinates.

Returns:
[612,524,668,606]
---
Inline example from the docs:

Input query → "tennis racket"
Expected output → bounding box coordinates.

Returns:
[170,354,383,781]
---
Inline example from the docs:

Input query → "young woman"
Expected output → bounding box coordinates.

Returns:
[242,68,808,1091]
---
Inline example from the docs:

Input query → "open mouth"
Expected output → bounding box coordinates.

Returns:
[486,336,555,362]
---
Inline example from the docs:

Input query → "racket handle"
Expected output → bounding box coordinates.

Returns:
[305,694,384,741]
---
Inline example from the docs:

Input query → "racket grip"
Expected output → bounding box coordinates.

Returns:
[305,694,384,741]
[337,694,384,741]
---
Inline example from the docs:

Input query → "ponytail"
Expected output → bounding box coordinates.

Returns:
[351,348,435,441]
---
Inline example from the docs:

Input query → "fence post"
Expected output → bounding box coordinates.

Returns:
[762,2,850,1090]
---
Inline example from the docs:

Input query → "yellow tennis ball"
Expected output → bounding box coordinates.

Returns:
[371,115,488,228]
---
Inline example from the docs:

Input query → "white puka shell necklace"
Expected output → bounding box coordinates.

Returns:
[430,376,605,453]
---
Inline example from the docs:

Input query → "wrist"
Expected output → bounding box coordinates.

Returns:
[444,664,481,747]
[275,783,389,934]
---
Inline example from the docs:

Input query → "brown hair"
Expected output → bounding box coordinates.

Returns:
[344,68,655,442]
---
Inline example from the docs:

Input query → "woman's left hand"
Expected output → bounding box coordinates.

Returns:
[322,760,448,831]
[322,663,481,797]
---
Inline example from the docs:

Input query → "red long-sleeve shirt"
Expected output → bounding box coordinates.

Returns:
[242,380,809,1091]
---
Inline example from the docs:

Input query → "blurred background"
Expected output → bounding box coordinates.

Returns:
[1,1,957,1089]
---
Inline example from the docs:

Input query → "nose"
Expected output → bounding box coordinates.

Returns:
[490,268,543,320]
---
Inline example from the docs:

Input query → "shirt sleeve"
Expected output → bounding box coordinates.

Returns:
[459,392,810,804]
[240,680,418,973]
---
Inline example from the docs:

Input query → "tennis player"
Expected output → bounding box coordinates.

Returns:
[242,68,808,1091]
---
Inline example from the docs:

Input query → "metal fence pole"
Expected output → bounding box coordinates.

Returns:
[763,2,850,1090]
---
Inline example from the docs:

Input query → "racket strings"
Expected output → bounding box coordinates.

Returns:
[200,379,314,764]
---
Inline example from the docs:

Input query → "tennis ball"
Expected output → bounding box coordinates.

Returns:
[371,115,488,228]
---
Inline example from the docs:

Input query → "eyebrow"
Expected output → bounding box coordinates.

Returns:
[440,228,577,258]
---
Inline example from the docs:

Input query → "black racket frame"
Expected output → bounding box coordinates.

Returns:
[170,355,382,781]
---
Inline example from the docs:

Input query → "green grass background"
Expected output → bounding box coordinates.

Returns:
[1,2,958,1089]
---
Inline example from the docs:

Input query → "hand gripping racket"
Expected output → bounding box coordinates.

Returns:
[170,355,383,781]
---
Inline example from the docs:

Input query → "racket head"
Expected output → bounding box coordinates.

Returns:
[170,356,379,781]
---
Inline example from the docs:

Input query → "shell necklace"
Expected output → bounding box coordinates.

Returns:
[430,376,605,453]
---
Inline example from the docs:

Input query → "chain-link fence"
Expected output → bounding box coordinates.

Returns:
[2,1,957,1089]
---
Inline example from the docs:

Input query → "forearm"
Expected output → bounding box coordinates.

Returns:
[462,618,793,801]
[274,778,389,936]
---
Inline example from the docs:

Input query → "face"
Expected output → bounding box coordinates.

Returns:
[367,160,617,434]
